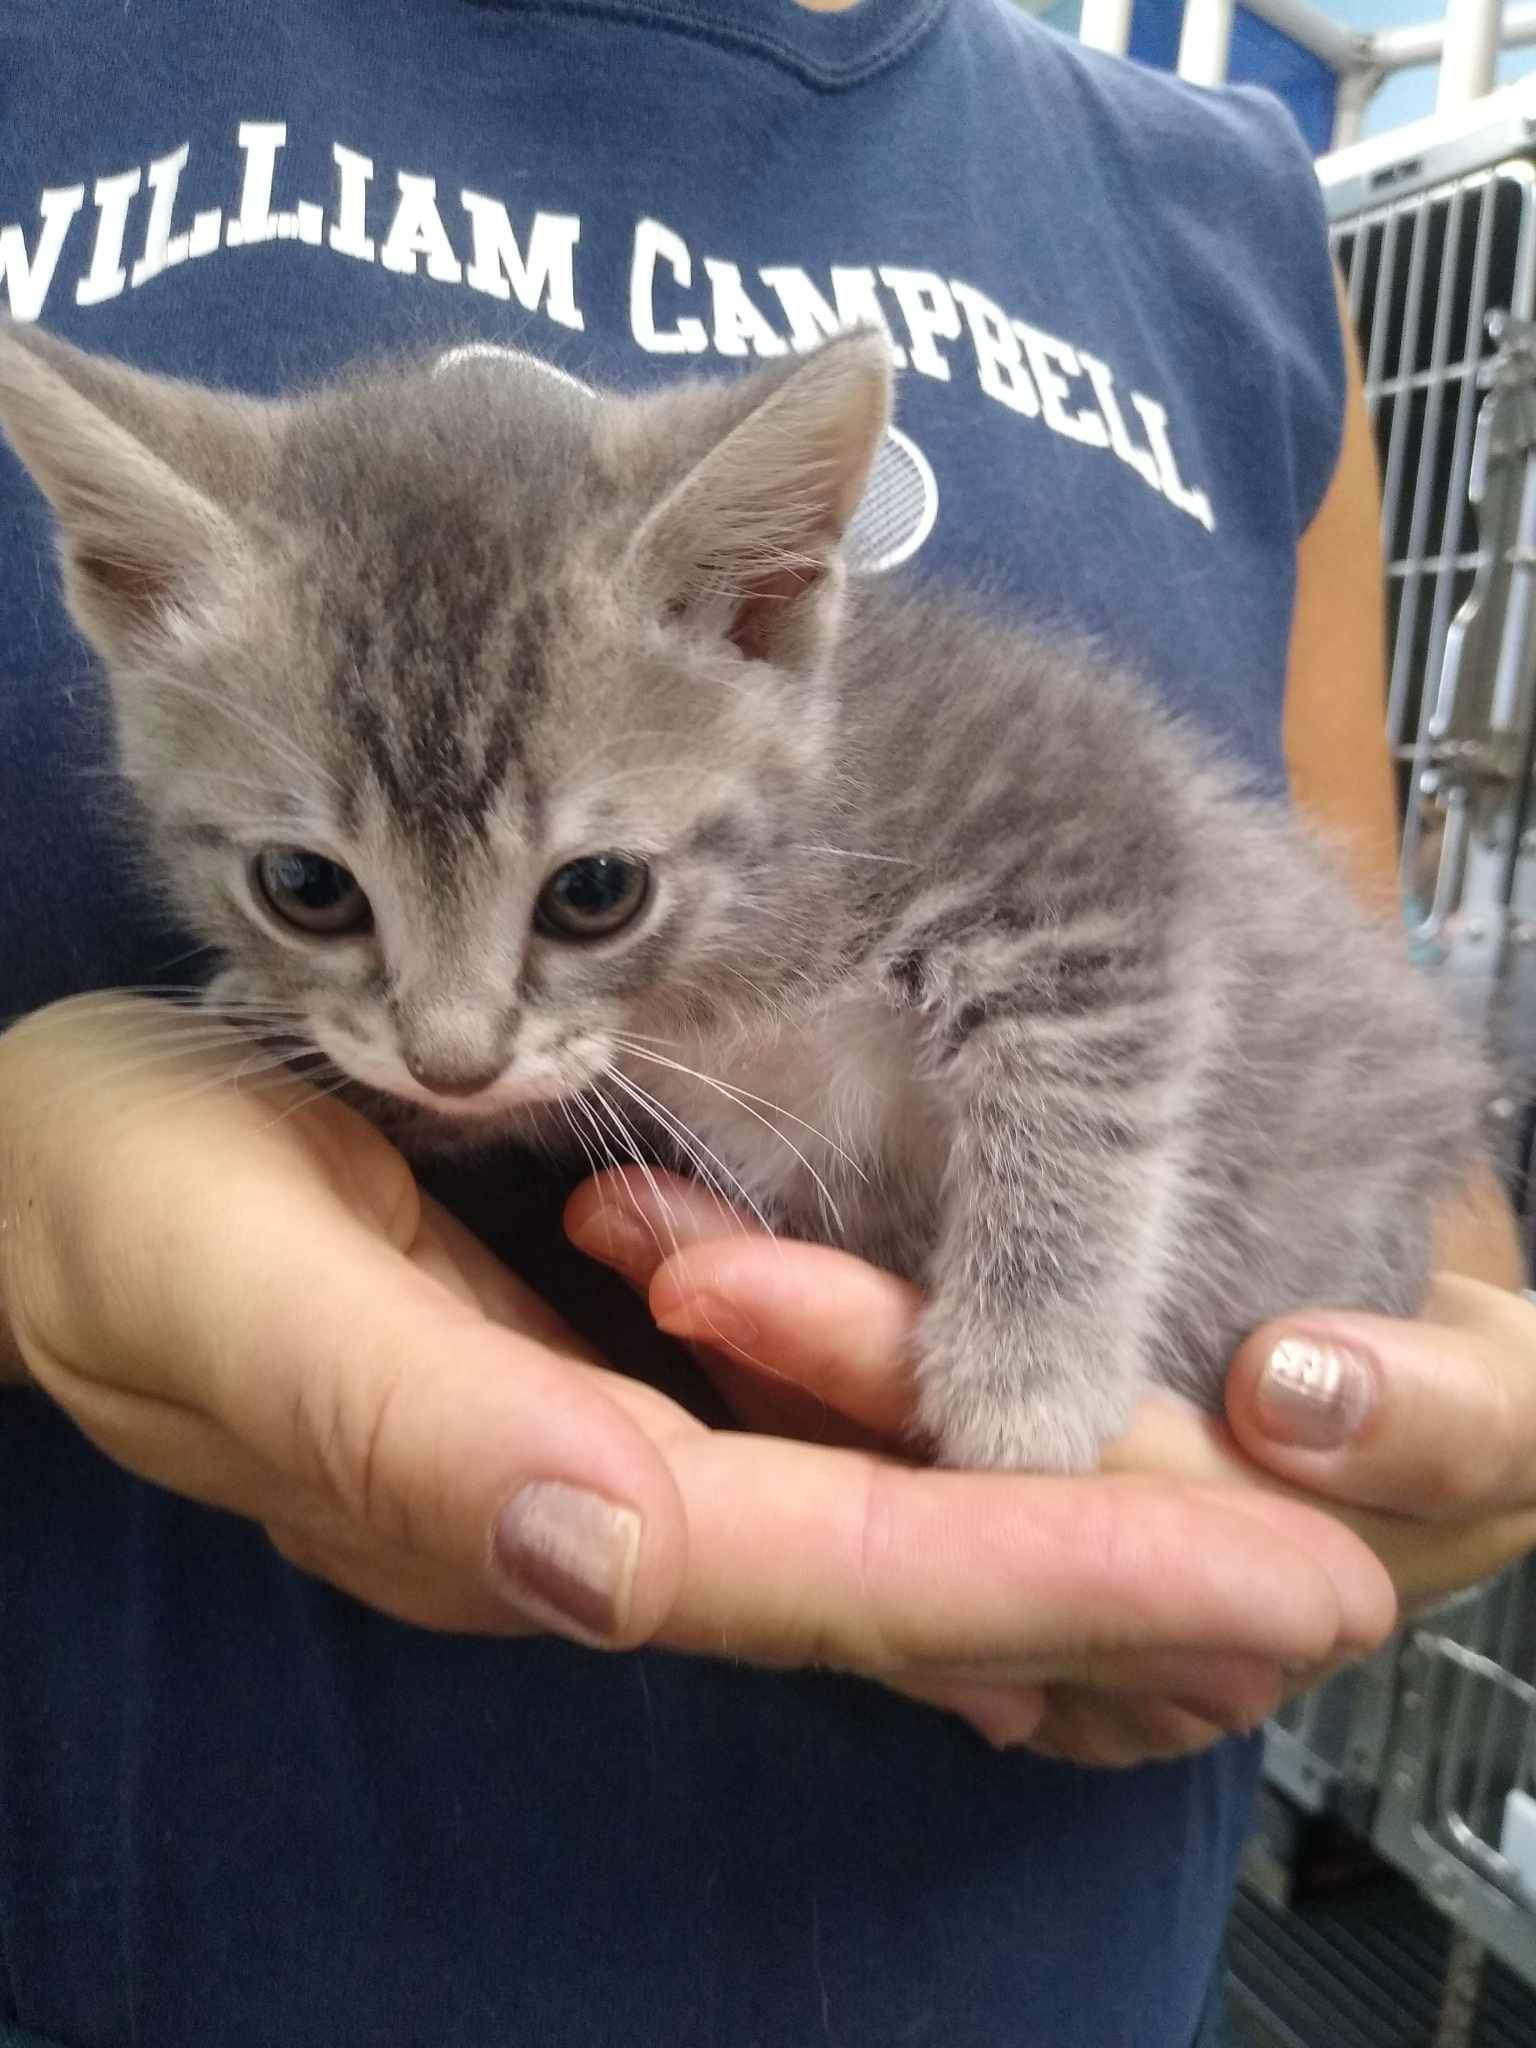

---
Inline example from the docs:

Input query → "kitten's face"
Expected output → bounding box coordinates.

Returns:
[161,537,835,1139]
[0,329,890,1139]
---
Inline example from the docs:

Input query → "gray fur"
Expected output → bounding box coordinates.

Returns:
[0,322,1488,1471]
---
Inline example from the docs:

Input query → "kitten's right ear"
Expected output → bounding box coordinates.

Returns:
[0,324,272,661]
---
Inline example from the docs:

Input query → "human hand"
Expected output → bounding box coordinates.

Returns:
[1095,1277,1536,1765]
[0,997,1393,1750]
[1095,1277,1536,1634]
[577,1168,1536,1756]
[563,1165,1397,1756]
[1218,1275,1536,1608]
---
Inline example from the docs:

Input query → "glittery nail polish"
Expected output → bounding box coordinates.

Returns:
[1256,1335,1374,1450]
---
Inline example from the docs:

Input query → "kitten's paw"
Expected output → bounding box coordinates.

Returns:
[912,1319,1137,1475]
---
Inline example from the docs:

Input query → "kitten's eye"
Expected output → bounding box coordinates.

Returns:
[255,847,372,936]
[536,853,650,940]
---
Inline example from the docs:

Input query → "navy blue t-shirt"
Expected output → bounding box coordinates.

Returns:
[0,4,1344,2043]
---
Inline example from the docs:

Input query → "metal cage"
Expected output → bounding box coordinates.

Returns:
[1373,1556,1536,1982]
[1334,152,1536,986]
[1256,114,1536,1999]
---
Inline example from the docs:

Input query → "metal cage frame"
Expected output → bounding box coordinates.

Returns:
[1257,114,1536,1998]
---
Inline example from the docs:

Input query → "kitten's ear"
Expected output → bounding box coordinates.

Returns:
[631,330,891,667]
[0,324,272,660]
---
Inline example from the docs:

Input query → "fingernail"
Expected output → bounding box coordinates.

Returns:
[493,1481,641,1643]
[1257,1335,1375,1450]
[1168,1694,1267,1736]
[980,1708,1048,1749]
[569,1206,653,1282]
[655,1294,759,1357]
[962,1693,1048,1750]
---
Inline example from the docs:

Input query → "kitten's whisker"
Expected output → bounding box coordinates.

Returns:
[143,671,344,795]
[614,1039,868,1186]
[560,761,692,800]
[39,1013,324,1114]
[257,1067,360,1132]
[42,1022,293,1077]
[586,1085,804,1389]
[571,1094,669,1267]
[614,1042,849,1238]
[52,993,312,1042]
[571,1095,617,1182]
[558,1098,606,1191]
[605,1068,770,1240]
[231,1041,334,1089]
[587,1083,684,1277]
[158,1051,327,1115]
[63,1038,324,1118]
[149,943,219,975]
[789,845,916,866]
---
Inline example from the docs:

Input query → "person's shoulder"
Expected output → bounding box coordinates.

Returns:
[960,9,1344,521]
[972,5,1318,205]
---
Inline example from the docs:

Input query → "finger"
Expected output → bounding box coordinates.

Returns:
[185,1213,694,1648]
[1108,1383,1536,1614]
[654,1433,1395,1679]
[925,1646,1284,1731]
[889,1675,1048,1749]
[1027,1693,1230,1768]
[565,1167,766,1289]
[1226,1277,1536,1519]
[1103,1393,1405,1619]
[569,1170,921,1438]
[645,1239,922,1439]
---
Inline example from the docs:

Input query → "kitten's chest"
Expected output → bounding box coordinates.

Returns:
[626,991,947,1271]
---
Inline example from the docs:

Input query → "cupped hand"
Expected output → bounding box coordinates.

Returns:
[563,1166,1407,1759]
[0,997,1393,1752]
[572,1168,1536,1761]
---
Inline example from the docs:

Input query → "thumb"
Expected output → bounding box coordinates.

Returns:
[0,995,691,1646]
[1226,1278,1536,1520]
[203,1197,693,1644]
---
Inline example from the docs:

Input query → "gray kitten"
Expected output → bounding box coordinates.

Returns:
[0,323,1487,1472]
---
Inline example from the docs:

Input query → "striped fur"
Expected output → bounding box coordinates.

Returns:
[0,323,1488,1471]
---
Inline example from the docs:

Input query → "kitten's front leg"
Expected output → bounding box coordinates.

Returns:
[894,938,1190,1474]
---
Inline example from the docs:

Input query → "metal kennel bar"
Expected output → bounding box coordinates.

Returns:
[1333,152,1536,956]
[1253,115,1536,1997]
[1373,1557,1536,1987]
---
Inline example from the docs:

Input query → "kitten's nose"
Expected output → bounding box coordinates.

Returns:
[403,1053,504,1099]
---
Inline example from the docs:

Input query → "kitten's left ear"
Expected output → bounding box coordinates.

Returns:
[0,324,273,662]
[631,330,891,668]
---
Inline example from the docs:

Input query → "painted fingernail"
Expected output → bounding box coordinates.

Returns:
[493,1481,641,1643]
[654,1294,760,1357]
[569,1206,654,1281]
[1257,1335,1375,1450]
